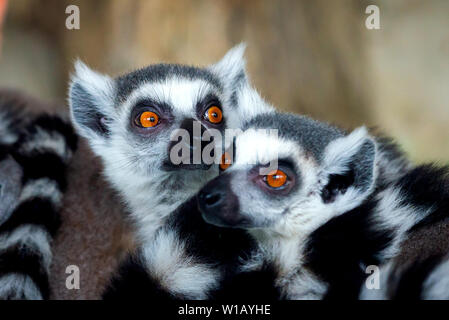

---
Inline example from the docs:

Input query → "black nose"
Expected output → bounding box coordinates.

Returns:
[197,175,244,228]
[180,118,209,152]
[198,189,223,209]
[164,118,213,171]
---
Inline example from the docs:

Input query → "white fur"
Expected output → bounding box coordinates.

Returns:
[120,79,219,119]
[143,229,221,299]
[19,178,62,206]
[373,187,432,260]
[234,128,299,169]
[242,234,327,300]
[322,127,371,175]
[0,225,53,272]
[0,109,18,145]
[19,127,71,161]
[285,271,328,300]
[422,257,449,300]
[209,43,247,87]
[0,274,43,300]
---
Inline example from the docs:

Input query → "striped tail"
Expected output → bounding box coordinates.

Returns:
[0,114,77,300]
[0,96,23,147]
[0,102,24,229]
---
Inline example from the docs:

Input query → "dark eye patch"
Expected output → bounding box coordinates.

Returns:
[195,93,224,127]
[128,99,175,138]
[131,99,173,116]
[249,158,300,196]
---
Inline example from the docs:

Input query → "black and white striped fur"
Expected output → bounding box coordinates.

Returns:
[359,252,449,300]
[103,196,254,300]
[0,100,77,300]
[197,111,449,300]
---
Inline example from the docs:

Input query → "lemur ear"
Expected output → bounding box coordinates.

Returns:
[69,60,115,145]
[320,126,377,207]
[208,43,249,94]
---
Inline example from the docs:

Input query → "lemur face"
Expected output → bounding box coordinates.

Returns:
[198,112,378,237]
[69,45,267,205]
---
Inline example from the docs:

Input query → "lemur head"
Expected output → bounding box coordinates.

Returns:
[69,44,274,235]
[198,112,378,237]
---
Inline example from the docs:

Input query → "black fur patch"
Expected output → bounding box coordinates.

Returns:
[303,199,394,299]
[321,171,355,203]
[12,152,68,191]
[103,253,177,300]
[213,262,280,300]
[396,165,449,230]
[166,196,255,267]
[0,198,61,237]
[0,144,8,162]
[0,244,50,299]
[389,255,444,300]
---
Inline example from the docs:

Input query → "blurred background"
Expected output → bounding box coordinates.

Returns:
[0,0,448,162]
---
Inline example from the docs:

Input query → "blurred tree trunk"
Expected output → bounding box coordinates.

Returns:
[8,0,371,128]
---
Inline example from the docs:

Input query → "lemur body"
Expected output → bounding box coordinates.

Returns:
[69,45,275,298]
[101,78,277,299]
[0,92,77,299]
[198,112,449,299]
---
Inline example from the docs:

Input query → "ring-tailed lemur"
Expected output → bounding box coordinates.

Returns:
[101,78,277,300]
[68,45,274,298]
[0,93,77,299]
[69,44,273,246]
[197,111,449,299]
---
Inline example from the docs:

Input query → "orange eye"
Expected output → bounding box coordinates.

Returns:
[266,170,288,188]
[139,111,159,128]
[220,152,232,171]
[205,106,223,124]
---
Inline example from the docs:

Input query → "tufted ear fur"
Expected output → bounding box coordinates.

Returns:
[320,126,377,209]
[209,44,274,127]
[68,60,115,148]
[209,43,247,88]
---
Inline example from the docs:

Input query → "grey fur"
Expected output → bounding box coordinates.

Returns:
[243,112,344,162]
[350,140,376,192]
[70,82,111,136]
[229,71,247,109]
